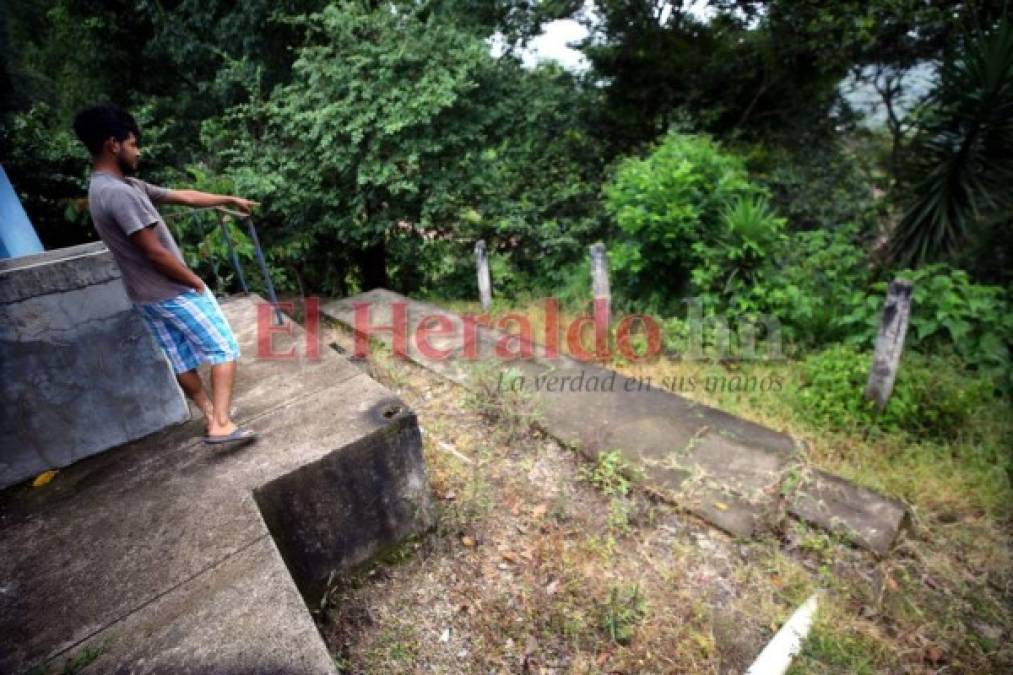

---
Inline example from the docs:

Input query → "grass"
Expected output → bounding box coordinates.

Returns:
[600,584,647,645]
[459,360,543,443]
[24,643,107,675]
[321,299,1012,672]
[434,297,1013,673]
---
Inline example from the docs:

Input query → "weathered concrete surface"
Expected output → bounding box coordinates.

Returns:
[322,288,907,553]
[0,242,188,489]
[0,293,435,674]
[789,469,909,555]
[61,537,337,675]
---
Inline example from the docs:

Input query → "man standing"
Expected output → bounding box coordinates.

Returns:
[73,103,257,445]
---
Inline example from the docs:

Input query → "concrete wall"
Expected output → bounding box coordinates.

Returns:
[0,242,188,489]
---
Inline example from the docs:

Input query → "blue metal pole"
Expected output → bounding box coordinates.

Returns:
[0,166,44,259]
[244,217,283,325]
[217,212,249,294]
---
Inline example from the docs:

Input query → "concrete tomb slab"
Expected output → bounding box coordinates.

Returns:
[0,293,435,673]
[0,242,189,489]
[322,289,907,552]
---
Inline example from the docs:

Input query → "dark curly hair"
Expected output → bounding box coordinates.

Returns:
[72,104,142,156]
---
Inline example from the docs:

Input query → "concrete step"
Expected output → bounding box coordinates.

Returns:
[0,293,435,674]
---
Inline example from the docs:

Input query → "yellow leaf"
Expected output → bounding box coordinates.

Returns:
[713,501,729,511]
[33,470,58,487]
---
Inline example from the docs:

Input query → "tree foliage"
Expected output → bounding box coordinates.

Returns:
[888,16,1013,268]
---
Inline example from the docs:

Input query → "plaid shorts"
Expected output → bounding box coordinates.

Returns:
[135,287,241,374]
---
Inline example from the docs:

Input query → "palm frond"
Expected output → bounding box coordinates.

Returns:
[888,15,1013,267]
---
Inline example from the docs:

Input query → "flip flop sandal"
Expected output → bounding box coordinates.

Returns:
[203,426,258,445]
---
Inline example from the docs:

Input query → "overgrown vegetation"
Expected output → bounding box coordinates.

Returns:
[4,1,1012,671]
[795,345,996,441]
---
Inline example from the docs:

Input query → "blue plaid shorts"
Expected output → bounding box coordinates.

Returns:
[135,287,241,374]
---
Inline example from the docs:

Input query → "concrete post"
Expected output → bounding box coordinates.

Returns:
[0,243,189,488]
[475,240,492,311]
[865,279,913,411]
[590,242,611,328]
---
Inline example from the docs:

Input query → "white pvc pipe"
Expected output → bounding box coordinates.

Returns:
[744,592,820,675]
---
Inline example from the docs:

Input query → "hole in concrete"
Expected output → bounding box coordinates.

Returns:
[328,341,347,354]
[381,405,402,419]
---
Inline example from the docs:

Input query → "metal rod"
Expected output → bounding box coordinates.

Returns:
[244,216,283,325]
[217,212,249,294]
[164,205,252,221]
[164,206,282,324]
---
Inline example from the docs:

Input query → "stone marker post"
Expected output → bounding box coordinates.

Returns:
[865,279,913,411]
[475,239,492,311]
[590,242,611,328]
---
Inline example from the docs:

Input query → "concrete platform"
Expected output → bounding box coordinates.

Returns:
[0,242,189,489]
[0,293,435,674]
[322,289,907,553]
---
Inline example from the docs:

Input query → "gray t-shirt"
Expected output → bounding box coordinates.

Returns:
[87,171,192,304]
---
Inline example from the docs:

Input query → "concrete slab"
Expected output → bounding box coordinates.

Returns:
[322,289,907,550]
[0,293,435,674]
[0,242,189,489]
[55,536,336,675]
[788,469,909,556]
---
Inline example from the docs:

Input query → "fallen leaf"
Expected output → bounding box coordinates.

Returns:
[531,503,549,519]
[544,579,560,596]
[32,470,57,488]
[501,551,518,563]
[461,536,476,547]
[596,651,611,667]
[924,645,944,664]
[713,501,729,511]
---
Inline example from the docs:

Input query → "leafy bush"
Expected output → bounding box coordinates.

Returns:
[794,344,995,440]
[744,225,872,349]
[0,103,92,249]
[838,265,1013,393]
[689,194,786,310]
[604,133,880,356]
[747,139,880,236]
[686,221,871,354]
[605,132,761,314]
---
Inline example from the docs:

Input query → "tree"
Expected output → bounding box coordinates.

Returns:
[888,15,1013,269]
[204,1,510,291]
[573,0,861,152]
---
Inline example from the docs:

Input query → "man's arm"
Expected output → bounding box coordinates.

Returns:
[130,226,206,294]
[161,189,259,213]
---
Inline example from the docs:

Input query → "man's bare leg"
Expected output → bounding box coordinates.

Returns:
[207,360,239,437]
[177,369,214,429]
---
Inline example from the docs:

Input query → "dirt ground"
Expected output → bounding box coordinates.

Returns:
[315,323,899,674]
